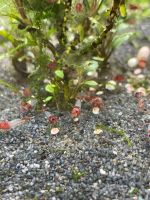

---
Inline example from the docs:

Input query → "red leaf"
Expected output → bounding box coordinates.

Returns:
[48,115,59,125]
[113,74,125,82]
[90,97,103,108]
[76,3,82,12]
[48,60,57,70]
[129,4,139,10]
[71,106,81,118]
[138,59,146,69]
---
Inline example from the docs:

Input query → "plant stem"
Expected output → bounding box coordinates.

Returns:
[15,0,27,19]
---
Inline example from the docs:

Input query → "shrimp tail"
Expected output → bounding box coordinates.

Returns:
[8,118,27,129]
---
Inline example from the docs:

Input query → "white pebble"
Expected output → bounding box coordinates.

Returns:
[51,127,60,135]
[89,87,96,92]
[99,168,107,175]
[45,160,50,169]
[7,185,13,192]
[137,74,145,79]
[133,68,142,75]
[40,190,46,194]
[113,150,118,155]
[92,182,98,188]
[30,163,40,168]
[92,107,100,115]
[45,160,49,165]
[128,57,138,68]
[137,46,150,61]
[96,91,104,95]
[22,167,28,173]
[73,117,79,122]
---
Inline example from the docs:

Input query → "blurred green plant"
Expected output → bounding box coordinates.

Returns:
[71,167,85,182]
[126,0,150,20]
[0,0,137,110]
[96,124,133,146]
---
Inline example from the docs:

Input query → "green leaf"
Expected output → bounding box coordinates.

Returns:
[85,60,99,72]
[119,3,127,18]
[112,32,134,48]
[43,96,53,103]
[83,0,90,10]
[47,28,57,37]
[84,80,98,86]
[0,30,15,43]
[0,79,19,93]
[0,41,28,61]
[55,70,64,79]
[77,24,84,41]
[0,0,17,14]
[45,84,56,94]
[92,57,104,62]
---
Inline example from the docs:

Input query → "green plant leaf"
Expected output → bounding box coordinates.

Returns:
[119,3,127,18]
[0,0,17,14]
[84,80,98,86]
[43,96,53,103]
[85,60,99,72]
[0,79,19,93]
[0,30,15,43]
[77,24,84,41]
[112,32,134,48]
[97,124,132,146]
[83,0,90,10]
[92,57,104,62]
[0,41,28,61]
[45,84,56,94]
[55,70,64,79]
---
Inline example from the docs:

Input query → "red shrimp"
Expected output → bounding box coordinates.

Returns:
[0,118,27,131]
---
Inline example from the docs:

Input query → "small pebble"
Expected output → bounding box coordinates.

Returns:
[128,57,138,68]
[22,167,28,173]
[92,107,100,115]
[51,127,60,135]
[89,87,96,92]
[30,163,40,169]
[137,46,150,61]
[99,168,107,175]
[96,91,104,95]
[137,74,145,79]
[73,117,79,122]
[134,68,142,75]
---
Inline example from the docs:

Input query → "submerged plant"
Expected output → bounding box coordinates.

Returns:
[0,0,134,110]
[71,167,85,182]
[95,124,133,146]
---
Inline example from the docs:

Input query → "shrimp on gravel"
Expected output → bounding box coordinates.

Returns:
[0,118,28,131]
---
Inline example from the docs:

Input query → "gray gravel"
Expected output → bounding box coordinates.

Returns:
[0,20,150,200]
